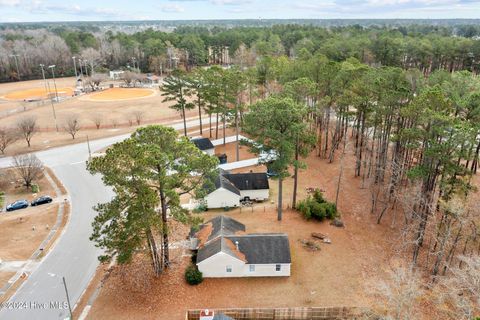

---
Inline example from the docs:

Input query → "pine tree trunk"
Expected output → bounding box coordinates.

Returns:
[182,107,187,137]
[146,229,162,276]
[278,177,283,221]
[292,141,299,209]
[159,187,170,269]
[198,96,203,135]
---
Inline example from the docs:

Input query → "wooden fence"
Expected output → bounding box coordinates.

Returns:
[186,307,372,320]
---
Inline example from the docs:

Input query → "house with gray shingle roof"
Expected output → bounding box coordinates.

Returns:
[191,216,291,278]
[203,171,270,209]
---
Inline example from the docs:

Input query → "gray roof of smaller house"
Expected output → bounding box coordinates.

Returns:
[197,233,291,265]
[215,174,241,196]
[191,215,246,244]
[192,137,214,150]
[223,172,269,190]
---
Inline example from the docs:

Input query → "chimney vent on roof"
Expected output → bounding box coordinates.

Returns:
[235,241,239,250]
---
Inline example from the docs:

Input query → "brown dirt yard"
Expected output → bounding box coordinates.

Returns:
[0,168,63,289]
[86,143,398,320]
[0,203,58,261]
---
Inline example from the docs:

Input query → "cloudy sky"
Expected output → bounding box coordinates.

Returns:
[1,0,480,22]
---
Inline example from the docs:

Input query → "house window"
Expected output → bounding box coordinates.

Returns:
[226,265,232,273]
[275,264,281,272]
[249,265,255,272]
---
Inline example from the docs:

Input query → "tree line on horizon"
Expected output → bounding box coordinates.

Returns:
[1,23,480,82]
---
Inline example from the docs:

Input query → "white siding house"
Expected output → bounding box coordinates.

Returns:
[204,187,240,209]
[191,216,291,278]
[204,171,270,208]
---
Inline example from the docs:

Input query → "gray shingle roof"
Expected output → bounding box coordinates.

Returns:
[223,172,269,190]
[227,234,291,264]
[215,174,241,195]
[197,233,291,265]
[191,215,246,244]
[192,137,214,150]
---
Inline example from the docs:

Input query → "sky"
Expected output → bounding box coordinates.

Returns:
[1,0,480,22]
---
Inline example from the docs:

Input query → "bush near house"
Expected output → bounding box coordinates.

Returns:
[297,190,337,221]
[185,264,203,285]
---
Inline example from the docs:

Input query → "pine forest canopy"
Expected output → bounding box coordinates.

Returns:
[2,20,480,82]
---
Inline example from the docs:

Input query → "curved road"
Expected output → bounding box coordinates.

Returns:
[0,119,203,320]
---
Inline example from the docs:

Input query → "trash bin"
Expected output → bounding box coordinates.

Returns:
[217,153,227,164]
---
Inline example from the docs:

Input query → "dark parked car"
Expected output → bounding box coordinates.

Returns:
[6,200,29,212]
[31,195,53,207]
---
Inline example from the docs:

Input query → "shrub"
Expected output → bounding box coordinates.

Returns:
[325,203,337,219]
[311,202,326,221]
[313,189,325,203]
[192,203,207,213]
[185,265,203,285]
[31,184,39,193]
[296,191,337,221]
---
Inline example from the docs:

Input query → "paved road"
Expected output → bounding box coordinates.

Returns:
[0,119,203,320]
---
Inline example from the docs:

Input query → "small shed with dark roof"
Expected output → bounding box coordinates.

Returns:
[192,138,215,155]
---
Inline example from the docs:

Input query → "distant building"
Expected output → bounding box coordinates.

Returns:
[190,216,291,278]
[109,70,124,80]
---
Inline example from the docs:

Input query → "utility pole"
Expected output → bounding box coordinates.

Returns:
[62,277,73,320]
[10,54,20,80]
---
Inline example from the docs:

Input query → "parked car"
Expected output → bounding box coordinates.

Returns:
[31,195,53,207]
[6,200,29,212]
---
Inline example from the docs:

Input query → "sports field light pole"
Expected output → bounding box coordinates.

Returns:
[47,65,59,132]
[10,54,20,80]
[39,64,49,95]
[72,56,78,79]
[48,65,59,102]
[78,59,86,91]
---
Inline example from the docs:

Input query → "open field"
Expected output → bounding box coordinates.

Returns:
[0,77,200,156]
[0,203,59,261]
[84,88,157,101]
[3,87,75,100]
[85,143,398,320]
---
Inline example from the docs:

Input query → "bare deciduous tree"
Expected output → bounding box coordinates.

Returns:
[435,255,480,319]
[64,115,81,139]
[369,264,424,320]
[13,153,44,188]
[132,110,144,125]
[86,73,107,91]
[0,128,19,154]
[91,114,103,130]
[16,116,37,147]
[81,47,102,75]
[121,71,141,87]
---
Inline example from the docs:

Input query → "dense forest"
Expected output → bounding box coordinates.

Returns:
[1,22,480,82]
